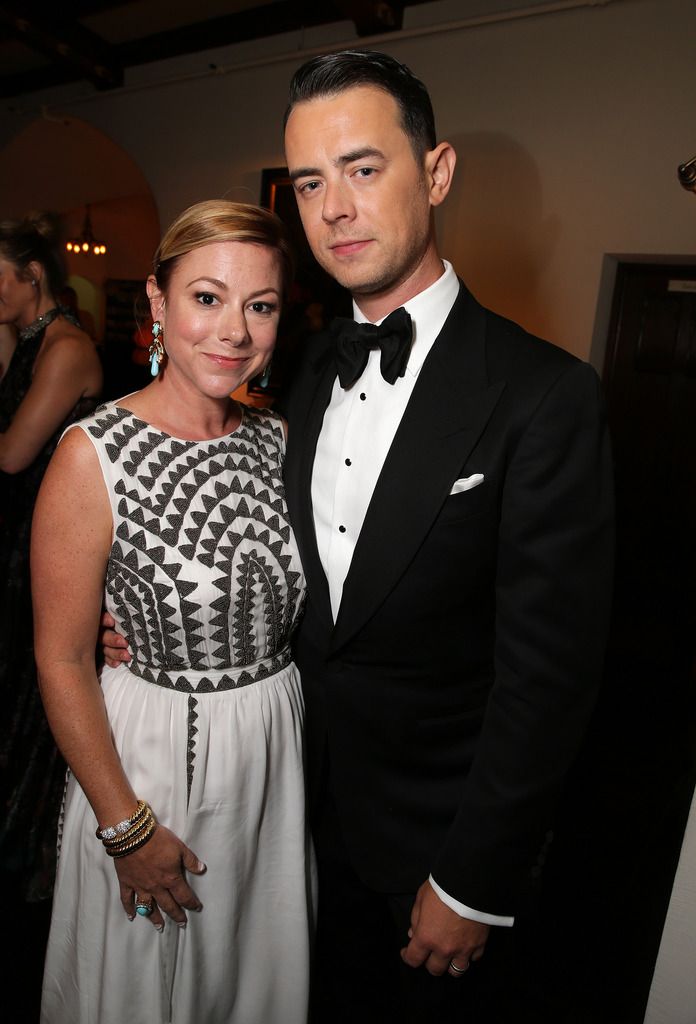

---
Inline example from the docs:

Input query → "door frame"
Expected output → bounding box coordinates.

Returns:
[590,253,696,377]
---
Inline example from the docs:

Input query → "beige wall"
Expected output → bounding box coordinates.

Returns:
[0,114,160,340]
[2,0,694,366]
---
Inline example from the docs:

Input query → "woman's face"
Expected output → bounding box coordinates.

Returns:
[148,241,282,400]
[0,257,35,328]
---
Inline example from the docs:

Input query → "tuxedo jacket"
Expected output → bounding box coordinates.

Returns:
[282,281,614,917]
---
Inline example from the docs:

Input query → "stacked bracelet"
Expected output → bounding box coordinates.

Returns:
[96,799,147,841]
[104,818,157,859]
[96,800,157,858]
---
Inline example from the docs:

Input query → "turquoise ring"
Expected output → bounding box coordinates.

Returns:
[135,896,153,917]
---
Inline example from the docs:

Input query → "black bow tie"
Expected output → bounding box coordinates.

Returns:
[330,307,413,389]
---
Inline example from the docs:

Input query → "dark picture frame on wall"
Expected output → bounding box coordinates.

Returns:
[246,166,350,399]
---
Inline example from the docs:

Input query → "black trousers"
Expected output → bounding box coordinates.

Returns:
[309,790,528,1024]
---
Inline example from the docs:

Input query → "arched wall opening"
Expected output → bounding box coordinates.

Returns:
[0,114,160,396]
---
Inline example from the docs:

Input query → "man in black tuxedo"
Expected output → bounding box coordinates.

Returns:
[280,50,614,1022]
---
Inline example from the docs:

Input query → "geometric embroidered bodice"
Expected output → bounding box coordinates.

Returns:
[81,402,306,693]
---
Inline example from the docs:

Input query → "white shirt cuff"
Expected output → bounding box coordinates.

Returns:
[428,875,514,927]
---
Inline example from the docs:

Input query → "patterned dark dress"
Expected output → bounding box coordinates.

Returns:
[41,401,314,1024]
[0,315,96,900]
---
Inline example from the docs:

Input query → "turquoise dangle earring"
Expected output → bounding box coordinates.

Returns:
[258,361,272,389]
[149,321,165,377]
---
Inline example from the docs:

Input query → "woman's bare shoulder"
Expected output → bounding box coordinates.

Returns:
[53,421,98,463]
[37,424,109,522]
[35,319,102,391]
[42,320,98,359]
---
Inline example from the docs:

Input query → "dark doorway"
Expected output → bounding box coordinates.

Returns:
[539,262,696,1023]
[603,261,696,796]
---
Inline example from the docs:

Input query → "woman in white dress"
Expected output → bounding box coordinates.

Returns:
[33,200,314,1024]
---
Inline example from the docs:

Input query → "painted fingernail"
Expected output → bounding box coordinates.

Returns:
[177,921,187,929]
[155,923,164,932]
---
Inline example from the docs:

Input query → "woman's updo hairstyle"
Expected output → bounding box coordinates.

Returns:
[153,200,294,297]
[0,211,67,298]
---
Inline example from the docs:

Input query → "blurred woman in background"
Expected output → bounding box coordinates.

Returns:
[0,211,102,901]
[0,322,16,380]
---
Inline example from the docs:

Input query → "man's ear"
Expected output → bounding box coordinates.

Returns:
[146,275,165,324]
[425,141,456,208]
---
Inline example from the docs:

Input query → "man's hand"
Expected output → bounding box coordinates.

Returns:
[400,880,490,977]
[99,610,132,667]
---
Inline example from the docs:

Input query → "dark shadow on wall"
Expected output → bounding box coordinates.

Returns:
[438,131,560,344]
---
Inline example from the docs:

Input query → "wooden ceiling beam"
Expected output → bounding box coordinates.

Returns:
[332,1,405,36]
[0,0,441,99]
[117,2,341,66]
[0,4,123,91]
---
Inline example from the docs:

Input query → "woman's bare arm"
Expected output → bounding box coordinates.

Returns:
[0,330,101,473]
[32,429,204,928]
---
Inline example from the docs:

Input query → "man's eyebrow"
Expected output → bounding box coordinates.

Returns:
[289,147,386,181]
[336,147,386,166]
[289,166,321,182]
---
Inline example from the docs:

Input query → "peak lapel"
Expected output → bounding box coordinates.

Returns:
[331,285,505,654]
[283,338,336,630]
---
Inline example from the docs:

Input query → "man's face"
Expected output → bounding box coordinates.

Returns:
[284,85,434,303]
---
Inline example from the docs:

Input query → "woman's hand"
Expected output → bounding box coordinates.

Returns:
[113,824,206,931]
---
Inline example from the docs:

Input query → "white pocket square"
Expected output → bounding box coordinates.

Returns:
[450,473,485,495]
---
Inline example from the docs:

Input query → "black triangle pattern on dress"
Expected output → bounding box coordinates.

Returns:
[91,404,304,711]
[186,695,198,805]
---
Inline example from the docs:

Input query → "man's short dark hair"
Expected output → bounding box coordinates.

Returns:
[284,50,436,158]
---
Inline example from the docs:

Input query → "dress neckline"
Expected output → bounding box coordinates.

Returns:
[18,305,79,343]
[112,402,246,444]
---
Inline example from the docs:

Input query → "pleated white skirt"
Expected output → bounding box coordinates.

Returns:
[41,661,315,1024]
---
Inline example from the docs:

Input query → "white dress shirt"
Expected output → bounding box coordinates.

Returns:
[311,260,513,928]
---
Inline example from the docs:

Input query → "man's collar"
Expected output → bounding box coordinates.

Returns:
[352,261,459,375]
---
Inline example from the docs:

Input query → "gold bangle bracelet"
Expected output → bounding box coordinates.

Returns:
[96,799,147,841]
[105,821,158,859]
[101,811,154,848]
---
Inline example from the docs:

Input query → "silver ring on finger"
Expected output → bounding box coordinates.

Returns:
[449,960,468,974]
[135,894,154,917]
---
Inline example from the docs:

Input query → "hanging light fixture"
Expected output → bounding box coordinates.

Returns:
[66,205,107,256]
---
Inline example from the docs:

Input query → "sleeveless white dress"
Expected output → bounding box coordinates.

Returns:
[41,402,314,1024]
